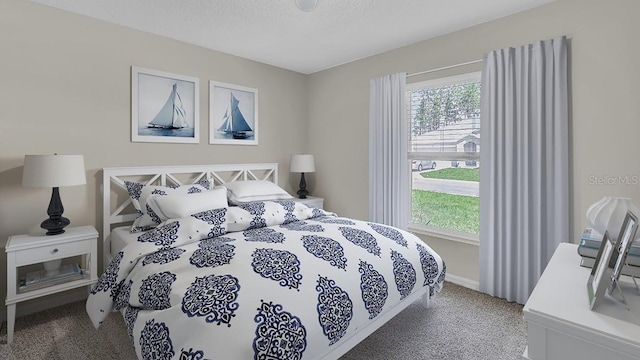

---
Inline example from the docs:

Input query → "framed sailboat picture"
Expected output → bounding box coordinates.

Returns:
[209,81,258,145]
[131,66,200,143]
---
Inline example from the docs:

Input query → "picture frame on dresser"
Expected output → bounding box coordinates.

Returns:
[587,230,617,310]
[131,66,200,144]
[609,211,639,295]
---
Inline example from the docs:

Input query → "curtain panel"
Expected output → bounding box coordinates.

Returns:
[369,73,409,229]
[479,36,569,304]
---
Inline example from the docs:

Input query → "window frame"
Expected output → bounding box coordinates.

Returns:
[406,71,481,243]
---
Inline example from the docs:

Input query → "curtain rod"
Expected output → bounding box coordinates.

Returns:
[407,59,482,78]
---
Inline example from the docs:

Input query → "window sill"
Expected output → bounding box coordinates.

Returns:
[408,224,479,246]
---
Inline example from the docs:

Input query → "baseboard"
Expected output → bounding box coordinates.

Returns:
[445,273,480,291]
[0,287,88,324]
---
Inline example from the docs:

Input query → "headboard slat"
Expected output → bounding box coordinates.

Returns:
[110,198,133,218]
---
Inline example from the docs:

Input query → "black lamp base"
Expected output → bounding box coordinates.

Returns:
[41,216,70,235]
[41,187,70,235]
[296,173,309,199]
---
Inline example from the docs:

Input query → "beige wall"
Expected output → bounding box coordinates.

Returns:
[308,0,640,283]
[0,0,309,317]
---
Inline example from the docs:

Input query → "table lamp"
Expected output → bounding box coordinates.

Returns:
[290,154,315,199]
[22,154,86,235]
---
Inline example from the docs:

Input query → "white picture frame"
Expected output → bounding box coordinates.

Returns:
[587,231,617,310]
[209,81,258,145]
[131,66,200,144]
[609,211,639,289]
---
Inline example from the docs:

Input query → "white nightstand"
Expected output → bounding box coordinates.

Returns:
[5,225,98,344]
[293,196,324,209]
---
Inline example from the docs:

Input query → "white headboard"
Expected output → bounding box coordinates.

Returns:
[102,163,279,267]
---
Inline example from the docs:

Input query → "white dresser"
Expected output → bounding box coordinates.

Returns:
[523,243,640,360]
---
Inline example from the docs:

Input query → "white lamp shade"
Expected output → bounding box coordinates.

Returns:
[290,154,316,173]
[22,154,86,188]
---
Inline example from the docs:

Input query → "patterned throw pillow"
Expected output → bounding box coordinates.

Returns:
[125,180,211,233]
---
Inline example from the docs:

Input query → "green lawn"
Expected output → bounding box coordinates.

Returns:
[412,190,479,234]
[413,167,480,234]
[420,167,479,182]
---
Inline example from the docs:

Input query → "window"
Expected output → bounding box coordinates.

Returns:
[406,72,481,240]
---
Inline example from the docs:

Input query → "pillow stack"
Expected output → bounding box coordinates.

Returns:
[124,179,293,232]
[125,180,226,232]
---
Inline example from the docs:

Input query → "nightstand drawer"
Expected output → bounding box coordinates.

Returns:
[14,240,91,266]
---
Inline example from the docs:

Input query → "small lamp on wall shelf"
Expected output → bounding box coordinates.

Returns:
[22,154,86,236]
[290,154,315,199]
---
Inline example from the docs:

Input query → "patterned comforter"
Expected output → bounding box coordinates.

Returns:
[86,201,445,360]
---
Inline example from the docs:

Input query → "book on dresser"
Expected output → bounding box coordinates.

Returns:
[579,227,605,247]
[580,256,640,278]
[578,227,640,277]
[18,263,84,293]
[579,228,640,255]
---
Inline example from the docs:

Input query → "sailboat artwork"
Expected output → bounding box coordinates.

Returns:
[148,83,189,129]
[210,81,258,145]
[132,66,199,144]
[217,92,253,139]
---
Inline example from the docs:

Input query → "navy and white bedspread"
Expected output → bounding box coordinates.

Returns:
[86,201,445,360]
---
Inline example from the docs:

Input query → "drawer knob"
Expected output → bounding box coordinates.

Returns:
[52,248,59,253]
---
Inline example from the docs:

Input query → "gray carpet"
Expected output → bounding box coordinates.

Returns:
[0,282,526,359]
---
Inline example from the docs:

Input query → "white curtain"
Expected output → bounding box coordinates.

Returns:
[479,36,569,304]
[369,73,409,229]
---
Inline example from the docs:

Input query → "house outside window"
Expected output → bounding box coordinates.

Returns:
[407,72,481,242]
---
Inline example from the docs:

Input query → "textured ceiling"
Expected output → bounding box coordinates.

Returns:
[29,0,556,74]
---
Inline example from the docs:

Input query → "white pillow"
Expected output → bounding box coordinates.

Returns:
[225,180,292,205]
[124,180,211,232]
[147,186,228,221]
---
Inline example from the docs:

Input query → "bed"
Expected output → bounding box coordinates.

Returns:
[86,163,445,360]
